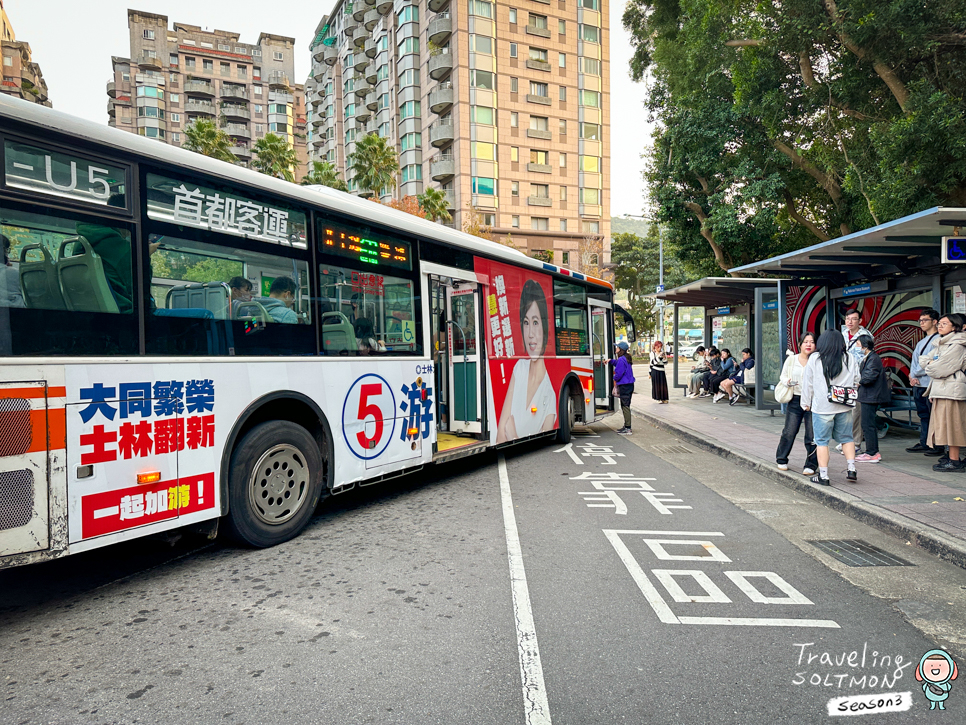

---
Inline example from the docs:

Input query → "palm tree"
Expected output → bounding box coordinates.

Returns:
[417,187,452,223]
[182,119,236,163]
[300,160,349,191]
[348,133,399,197]
[252,133,298,182]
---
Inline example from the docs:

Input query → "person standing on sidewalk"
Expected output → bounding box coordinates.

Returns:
[920,313,966,472]
[855,335,892,463]
[648,340,669,404]
[801,329,861,486]
[610,341,636,434]
[907,308,944,457]
[776,332,819,476]
[842,309,874,453]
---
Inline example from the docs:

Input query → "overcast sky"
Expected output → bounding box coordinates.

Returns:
[8,0,650,216]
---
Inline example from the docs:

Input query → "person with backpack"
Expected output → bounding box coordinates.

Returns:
[610,341,636,434]
[854,335,892,463]
[800,329,861,486]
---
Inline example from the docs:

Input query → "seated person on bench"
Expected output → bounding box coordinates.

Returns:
[718,348,755,404]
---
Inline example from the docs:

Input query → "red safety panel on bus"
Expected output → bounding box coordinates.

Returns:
[80,472,215,539]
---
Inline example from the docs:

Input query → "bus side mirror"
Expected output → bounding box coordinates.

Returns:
[615,304,636,344]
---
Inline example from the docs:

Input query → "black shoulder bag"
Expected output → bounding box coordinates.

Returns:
[824,356,857,408]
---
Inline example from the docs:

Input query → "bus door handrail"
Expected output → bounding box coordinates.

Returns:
[447,319,471,423]
[592,330,609,398]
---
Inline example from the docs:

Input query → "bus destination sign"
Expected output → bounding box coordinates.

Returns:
[4,140,128,208]
[320,223,411,271]
[556,329,587,355]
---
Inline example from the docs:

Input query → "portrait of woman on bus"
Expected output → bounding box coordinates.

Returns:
[496,279,556,442]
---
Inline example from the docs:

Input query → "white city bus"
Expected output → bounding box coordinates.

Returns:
[0,96,633,568]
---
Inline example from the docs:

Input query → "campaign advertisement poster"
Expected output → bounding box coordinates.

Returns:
[474,257,571,444]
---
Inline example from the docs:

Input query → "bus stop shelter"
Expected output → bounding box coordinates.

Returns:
[658,206,966,412]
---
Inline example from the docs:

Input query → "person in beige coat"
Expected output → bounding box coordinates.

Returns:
[920,313,966,472]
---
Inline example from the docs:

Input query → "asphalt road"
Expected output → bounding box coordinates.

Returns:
[2,420,964,724]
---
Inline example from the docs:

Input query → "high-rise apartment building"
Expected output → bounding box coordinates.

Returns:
[306,0,610,270]
[1,0,51,107]
[108,10,308,180]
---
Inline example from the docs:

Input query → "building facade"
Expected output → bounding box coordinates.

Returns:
[306,0,610,270]
[108,10,307,180]
[0,0,51,107]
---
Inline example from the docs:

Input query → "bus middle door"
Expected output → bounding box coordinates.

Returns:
[446,282,482,435]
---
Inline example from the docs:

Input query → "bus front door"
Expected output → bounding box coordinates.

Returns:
[446,282,482,435]
[591,303,613,414]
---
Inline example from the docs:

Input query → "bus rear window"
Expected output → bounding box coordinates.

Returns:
[0,203,138,355]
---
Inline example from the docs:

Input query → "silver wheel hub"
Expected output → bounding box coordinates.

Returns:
[248,444,310,525]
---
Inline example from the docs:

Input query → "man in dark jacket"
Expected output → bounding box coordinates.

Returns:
[855,335,891,463]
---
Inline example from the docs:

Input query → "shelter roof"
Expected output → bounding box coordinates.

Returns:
[656,277,781,307]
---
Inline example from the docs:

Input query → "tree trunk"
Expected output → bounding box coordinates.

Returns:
[784,191,831,242]
[771,138,845,211]
[683,201,740,276]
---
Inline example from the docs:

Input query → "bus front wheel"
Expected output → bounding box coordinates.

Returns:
[226,420,325,548]
[557,388,576,444]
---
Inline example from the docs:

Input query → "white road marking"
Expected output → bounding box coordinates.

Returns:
[639,491,693,515]
[678,616,839,628]
[652,569,731,603]
[724,571,814,605]
[498,454,552,725]
[553,442,582,465]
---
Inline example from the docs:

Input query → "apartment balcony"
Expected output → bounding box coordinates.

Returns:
[429,83,454,114]
[107,100,116,117]
[353,33,368,49]
[365,66,378,85]
[354,80,372,97]
[428,0,450,11]
[313,66,327,83]
[221,85,249,101]
[526,24,551,39]
[364,38,379,58]
[344,15,359,35]
[365,91,378,111]
[526,59,552,72]
[442,189,456,209]
[313,47,327,63]
[225,124,251,139]
[526,94,552,106]
[527,163,551,173]
[528,195,552,207]
[356,106,372,122]
[364,9,380,31]
[269,72,291,89]
[430,155,455,181]
[312,137,327,148]
[429,123,454,147]
[527,129,552,140]
[428,51,453,80]
[107,81,117,98]
[353,4,367,21]
[138,53,164,70]
[184,79,215,96]
[185,100,217,116]
[231,145,252,159]
[323,44,338,65]
[352,54,369,73]
[376,0,393,14]
[222,104,250,121]
[428,14,453,45]
[312,116,326,128]
[363,0,377,5]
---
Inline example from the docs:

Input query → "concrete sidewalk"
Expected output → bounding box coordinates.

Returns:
[625,365,966,570]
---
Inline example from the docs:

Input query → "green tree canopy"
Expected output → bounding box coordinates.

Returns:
[624,0,966,276]
[300,160,349,191]
[252,133,298,183]
[348,133,400,197]
[416,187,453,223]
[181,119,236,164]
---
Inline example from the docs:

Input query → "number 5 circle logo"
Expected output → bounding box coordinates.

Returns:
[342,374,396,460]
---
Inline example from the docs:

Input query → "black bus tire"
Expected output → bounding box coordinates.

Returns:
[557,387,575,444]
[225,420,325,548]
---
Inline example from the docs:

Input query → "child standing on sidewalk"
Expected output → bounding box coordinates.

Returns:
[610,341,636,435]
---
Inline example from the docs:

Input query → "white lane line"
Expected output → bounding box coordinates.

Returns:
[498,453,552,725]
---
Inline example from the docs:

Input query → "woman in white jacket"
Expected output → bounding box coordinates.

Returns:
[920,313,966,472]
[775,332,818,475]
[800,329,860,486]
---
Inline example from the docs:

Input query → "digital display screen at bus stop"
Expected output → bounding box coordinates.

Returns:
[319,221,412,271]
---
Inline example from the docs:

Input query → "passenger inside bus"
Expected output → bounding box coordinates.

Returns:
[1,235,24,308]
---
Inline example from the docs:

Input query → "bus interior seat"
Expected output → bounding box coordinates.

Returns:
[56,237,120,314]
[234,300,271,324]
[322,311,355,353]
[166,281,231,319]
[154,308,215,319]
[19,243,67,310]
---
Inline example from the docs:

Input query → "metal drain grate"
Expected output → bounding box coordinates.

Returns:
[651,445,693,456]
[808,539,915,567]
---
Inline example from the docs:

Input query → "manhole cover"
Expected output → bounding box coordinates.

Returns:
[652,445,693,456]
[807,539,915,567]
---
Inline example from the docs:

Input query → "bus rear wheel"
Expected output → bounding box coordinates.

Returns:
[226,420,325,548]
